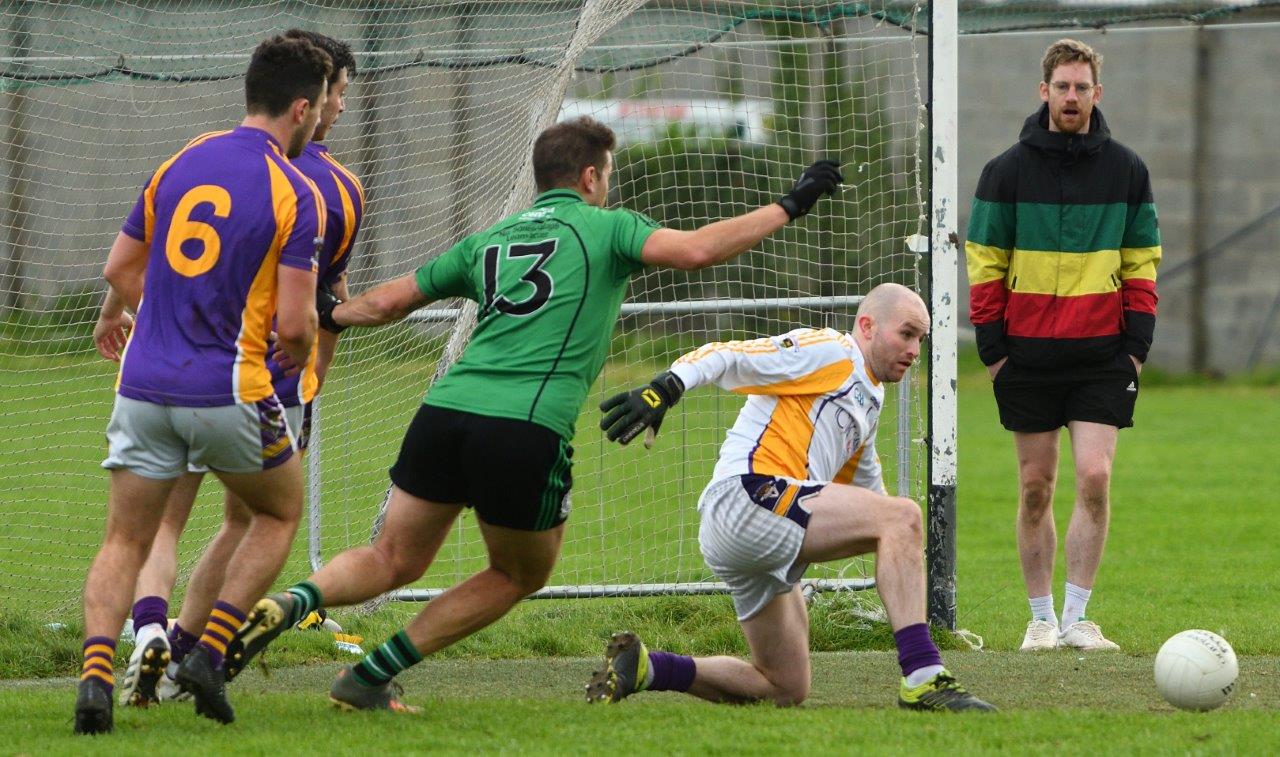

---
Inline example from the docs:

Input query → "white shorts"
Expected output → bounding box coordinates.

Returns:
[698,473,826,621]
[102,394,296,480]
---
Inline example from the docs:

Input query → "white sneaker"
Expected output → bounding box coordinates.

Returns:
[1059,620,1120,651]
[156,669,191,702]
[119,627,170,706]
[1020,619,1060,651]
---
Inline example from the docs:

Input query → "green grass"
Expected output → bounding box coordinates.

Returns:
[2,348,1279,750]
[5,652,1280,753]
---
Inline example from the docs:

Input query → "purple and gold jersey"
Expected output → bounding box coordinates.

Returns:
[270,141,365,406]
[117,126,324,407]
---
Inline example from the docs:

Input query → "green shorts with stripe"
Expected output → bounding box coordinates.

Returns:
[389,403,572,531]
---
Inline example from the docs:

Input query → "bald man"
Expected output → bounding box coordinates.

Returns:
[588,284,994,711]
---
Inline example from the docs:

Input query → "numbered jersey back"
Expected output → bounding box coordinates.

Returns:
[414,188,658,440]
[117,126,323,407]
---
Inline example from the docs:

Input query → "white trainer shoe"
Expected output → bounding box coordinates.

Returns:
[1020,619,1060,651]
[119,627,170,706]
[156,669,191,702]
[1059,620,1120,651]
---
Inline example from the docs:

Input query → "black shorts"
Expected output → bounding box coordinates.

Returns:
[389,404,573,531]
[992,352,1140,433]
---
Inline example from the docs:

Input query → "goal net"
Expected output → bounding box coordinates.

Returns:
[311,0,933,604]
[0,0,931,621]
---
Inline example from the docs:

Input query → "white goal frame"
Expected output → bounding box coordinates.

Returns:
[304,0,959,609]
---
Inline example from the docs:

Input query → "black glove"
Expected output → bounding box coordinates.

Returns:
[599,371,686,446]
[777,159,844,220]
[317,284,347,334]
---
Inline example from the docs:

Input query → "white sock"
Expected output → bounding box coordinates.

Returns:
[1028,594,1055,623]
[905,664,945,688]
[1061,582,1092,626]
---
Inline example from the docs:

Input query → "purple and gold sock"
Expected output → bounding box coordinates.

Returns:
[893,623,944,679]
[81,636,117,693]
[197,601,247,670]
[647,651,696,692]
[131,595,168,635]
[168,622,200,665]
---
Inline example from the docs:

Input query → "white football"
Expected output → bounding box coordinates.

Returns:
[1154,630,1238,711]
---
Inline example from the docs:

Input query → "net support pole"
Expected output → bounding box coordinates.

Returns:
[927,0,959,630]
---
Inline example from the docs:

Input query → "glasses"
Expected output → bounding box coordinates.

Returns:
[1050,81,1095,96]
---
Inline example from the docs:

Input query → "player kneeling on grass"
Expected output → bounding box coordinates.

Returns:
[588,283,994,712]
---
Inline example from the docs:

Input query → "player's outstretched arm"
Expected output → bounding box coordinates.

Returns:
[640,159,843,271]
[599,371,685,447]
[318,273,430,333]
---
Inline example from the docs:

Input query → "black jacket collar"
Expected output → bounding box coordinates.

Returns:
[1019,103,1111,163]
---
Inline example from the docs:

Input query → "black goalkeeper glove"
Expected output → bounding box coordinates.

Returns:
[317,284,347,334]
[777,159,844,220]
[599,371,686,447]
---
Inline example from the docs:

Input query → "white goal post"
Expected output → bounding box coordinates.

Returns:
[305,0,957,610]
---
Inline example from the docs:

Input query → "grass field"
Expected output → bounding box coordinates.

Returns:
[2,347,1279,751]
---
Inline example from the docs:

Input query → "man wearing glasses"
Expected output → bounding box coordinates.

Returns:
[965,38,1161,653]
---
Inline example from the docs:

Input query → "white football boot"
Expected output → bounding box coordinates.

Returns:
[118,626,170,706]
[1059,620,1120,651]
[1019,619,1061,651]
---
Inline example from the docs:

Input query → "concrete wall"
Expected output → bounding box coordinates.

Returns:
[958,25,1280,372]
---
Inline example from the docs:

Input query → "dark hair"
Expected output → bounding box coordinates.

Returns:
[244,35,332,117]
[283,28,357,84]
[532,116,616,193]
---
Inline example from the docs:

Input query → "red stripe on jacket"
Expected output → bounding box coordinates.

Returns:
[969,279,1008,326]
[1004,291,1123,339]
[1121,277,1157,315]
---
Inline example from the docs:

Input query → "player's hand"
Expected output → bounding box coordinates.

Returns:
[778,159,844,220]
[317,284,347,334]
[599,371,685,447]
[1129,354,1143,375]
[93,310,133,362]
[987,356,1007,381]
[268,332,303,376]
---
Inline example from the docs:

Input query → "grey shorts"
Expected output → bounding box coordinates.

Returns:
[184,402,310,475]
[102,394,295,480]
[698,474,825,621]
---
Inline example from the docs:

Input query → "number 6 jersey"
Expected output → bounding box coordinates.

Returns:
[117,127,324,406]
[414,188,658,440]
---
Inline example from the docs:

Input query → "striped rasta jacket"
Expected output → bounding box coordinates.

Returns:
[965,104,1161,369]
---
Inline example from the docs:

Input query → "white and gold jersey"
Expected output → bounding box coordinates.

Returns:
[669,327,886,491]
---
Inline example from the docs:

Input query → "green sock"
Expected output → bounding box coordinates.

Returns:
[286,581,322,627]
[351,630,423,687]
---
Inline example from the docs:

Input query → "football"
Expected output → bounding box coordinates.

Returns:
[1153,630,1238,711]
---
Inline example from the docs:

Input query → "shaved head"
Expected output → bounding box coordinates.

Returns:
[853,283,929,383]
[857,282,927,324]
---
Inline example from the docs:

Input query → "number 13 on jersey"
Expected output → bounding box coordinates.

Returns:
[482,239,558,317]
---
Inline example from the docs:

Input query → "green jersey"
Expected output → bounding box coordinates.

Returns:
[414,189,659,440]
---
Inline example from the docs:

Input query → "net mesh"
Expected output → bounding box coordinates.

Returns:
[7,0,1270,619]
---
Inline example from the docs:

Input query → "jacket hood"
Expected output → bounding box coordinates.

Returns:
[1019,103,1110,162]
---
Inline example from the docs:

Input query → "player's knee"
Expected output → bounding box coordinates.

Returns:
[1020,477,1055,514]
[886,496,922,542]
[770,680,809,707]
[1077,466,1111,503]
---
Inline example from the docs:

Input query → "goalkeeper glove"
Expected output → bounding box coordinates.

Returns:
[317,284,347,334]
[599,371,685,446]
[777,159,844,220]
